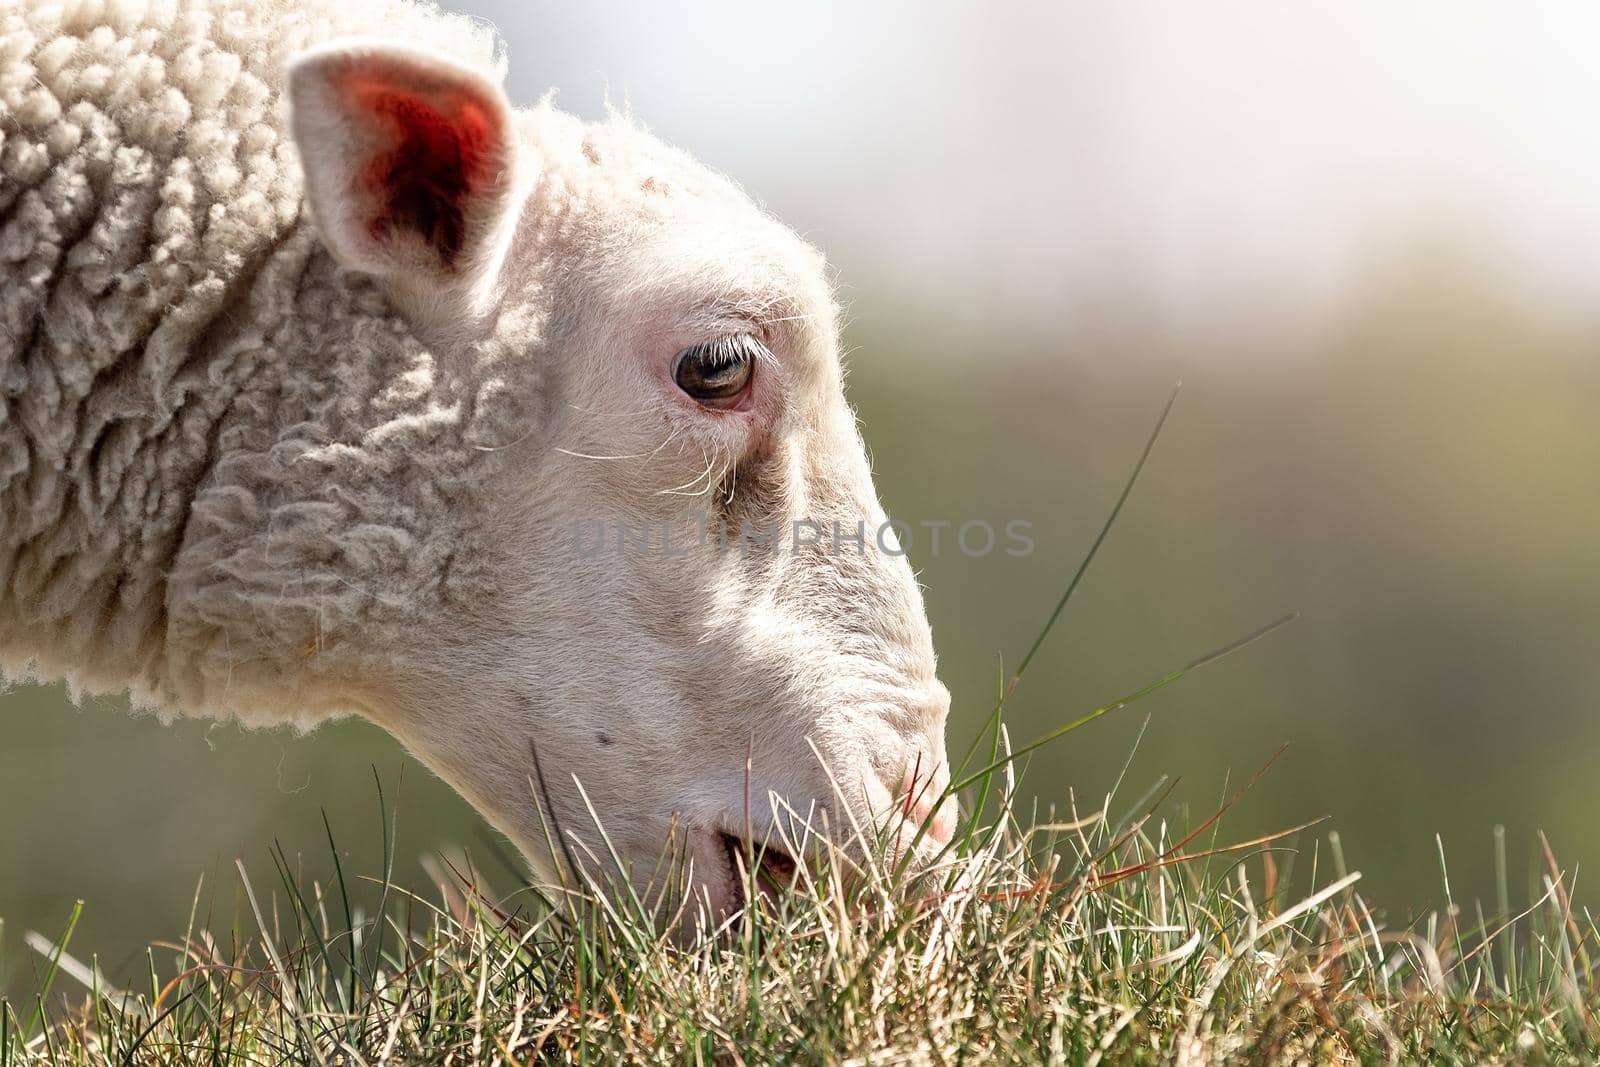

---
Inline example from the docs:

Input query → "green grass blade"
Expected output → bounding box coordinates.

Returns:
[21,900,81,1044]
[1014,382,1182,681]
[952,613,1296,793]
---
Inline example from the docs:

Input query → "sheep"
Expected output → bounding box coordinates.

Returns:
[0,0,956,919]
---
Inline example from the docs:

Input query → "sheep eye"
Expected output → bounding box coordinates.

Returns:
[673,335,758,407]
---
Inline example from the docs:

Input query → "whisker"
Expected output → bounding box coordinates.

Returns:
[657,442,723,497]
[556,447,659,461]
[557,426,683,464]
[470,425,540,452]
[658,461,718,497]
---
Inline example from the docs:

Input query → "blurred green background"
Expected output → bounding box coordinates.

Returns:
[7,1,1600,994]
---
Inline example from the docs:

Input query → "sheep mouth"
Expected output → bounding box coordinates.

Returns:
[718,831,800,906]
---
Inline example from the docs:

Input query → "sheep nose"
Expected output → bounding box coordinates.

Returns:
[897,762,957,847]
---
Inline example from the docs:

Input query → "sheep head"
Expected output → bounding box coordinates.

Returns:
[278,41,955,923]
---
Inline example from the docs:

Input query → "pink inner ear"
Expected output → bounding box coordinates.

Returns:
[346,77,498,268]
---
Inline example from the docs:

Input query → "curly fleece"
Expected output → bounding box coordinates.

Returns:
[0,0,520,723]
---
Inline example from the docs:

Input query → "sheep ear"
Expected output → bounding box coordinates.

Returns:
[287,42,519,325]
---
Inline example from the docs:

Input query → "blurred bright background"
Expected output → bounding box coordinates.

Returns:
[7,1,1600,990]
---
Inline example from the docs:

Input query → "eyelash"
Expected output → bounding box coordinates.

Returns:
[672,334,765,408]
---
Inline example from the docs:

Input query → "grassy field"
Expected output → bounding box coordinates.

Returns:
[2,747,1593,1064]
[5,397,1599,1065]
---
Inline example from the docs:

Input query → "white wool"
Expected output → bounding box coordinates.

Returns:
[0,0,956,912]
[0,0,500,715]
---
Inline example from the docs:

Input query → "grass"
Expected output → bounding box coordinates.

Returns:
[3,760,1597,1064]
[5,388,1598,1064]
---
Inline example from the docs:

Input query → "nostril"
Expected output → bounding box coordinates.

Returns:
[898,764,956,846]
[903,791,957,846]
